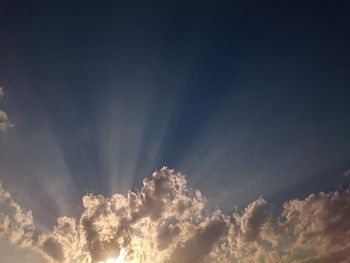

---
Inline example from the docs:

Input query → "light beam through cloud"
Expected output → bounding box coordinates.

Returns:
[1,167,350,263]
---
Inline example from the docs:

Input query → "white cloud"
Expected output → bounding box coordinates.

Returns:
[1,168,350,262]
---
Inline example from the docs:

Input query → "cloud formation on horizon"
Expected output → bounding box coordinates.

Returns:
[1,167,350,263]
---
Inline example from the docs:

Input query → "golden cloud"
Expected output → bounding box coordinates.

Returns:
[1,168,350,262]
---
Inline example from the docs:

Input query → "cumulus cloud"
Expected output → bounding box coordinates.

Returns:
[0,87,14,131]
[0,183,34,246]
[1,168,350,262]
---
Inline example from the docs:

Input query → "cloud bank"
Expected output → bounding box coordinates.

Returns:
[1,168,350,262]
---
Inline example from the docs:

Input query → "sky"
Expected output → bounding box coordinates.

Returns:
[0,1,350,262]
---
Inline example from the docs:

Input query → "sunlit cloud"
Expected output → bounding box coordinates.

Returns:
[0,183,34,246]
[100,248,128,263]
[0,168,350,262]
[1,0,349,262]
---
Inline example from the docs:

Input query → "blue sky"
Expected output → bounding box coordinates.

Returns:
[0,1,350,261]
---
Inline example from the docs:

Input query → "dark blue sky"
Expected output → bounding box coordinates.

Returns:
[0,0,350,222]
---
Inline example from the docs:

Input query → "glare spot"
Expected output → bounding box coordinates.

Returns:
[100,248,127,263]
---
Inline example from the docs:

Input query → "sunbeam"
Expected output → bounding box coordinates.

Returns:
[1,0,350,262]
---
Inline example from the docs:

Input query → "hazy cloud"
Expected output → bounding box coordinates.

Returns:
[0,87,14,131]
[0,111,14,131]
[0,87,4,99]
[0,168,350,262]
[344,169,350,178]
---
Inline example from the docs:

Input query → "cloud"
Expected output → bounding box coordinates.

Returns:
[0,110,14,131]
[1,168,350,262]
[0,87,14,131]
[0,87,4,99]
[0,183,34,247]
[220,189,350,263]
[344,169,350,178]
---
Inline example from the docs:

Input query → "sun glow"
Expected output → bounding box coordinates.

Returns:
[100,248,127,263]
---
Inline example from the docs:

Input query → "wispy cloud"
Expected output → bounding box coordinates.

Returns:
[0,87,14,131]
[1,168,350,262]
[0,110,13,131]
[0,87,4,99]
[344,169,350,178]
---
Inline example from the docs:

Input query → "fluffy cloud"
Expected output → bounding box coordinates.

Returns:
[1,168,350,262]
[0,87,14,131]
[219,189,350,263]
[0,183,34,246]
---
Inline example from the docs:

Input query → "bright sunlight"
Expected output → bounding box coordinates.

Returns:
[100,248,127,263]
